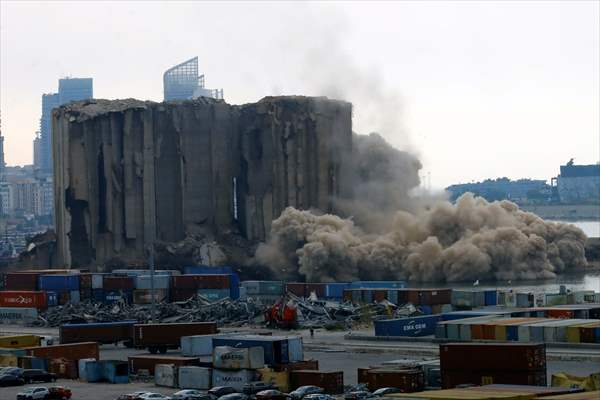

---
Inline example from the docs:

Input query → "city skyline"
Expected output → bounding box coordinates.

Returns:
[1,1,598,190]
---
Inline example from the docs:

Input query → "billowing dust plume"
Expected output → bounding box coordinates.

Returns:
[255,133,588,283]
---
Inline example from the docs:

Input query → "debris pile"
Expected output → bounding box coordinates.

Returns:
[33,295,267,327]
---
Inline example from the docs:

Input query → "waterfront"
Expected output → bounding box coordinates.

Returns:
[556,220,600,238]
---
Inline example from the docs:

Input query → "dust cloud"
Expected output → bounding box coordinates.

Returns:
[255,133,588,283]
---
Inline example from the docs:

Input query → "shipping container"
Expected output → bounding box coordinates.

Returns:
[103,276,134,291]
[103,290,133,304]
[128,355,200,375]
[173,274,231,289]
[484,290,498,306]
[134,275,171,290]
[0,291,47,309]
[451,290,485,308]
[211,368,256,390]
[213,346,265,369]
[133,322,218,353]
[289,370,344,394]
[350,281,406,289]
[0,307,39,322]
[155,364,178,387]
[258,368,290,392]
[133,289,169,304]
[0,335,41,348]
[440,342,546,372]
[4,272,40,290]
[361,368,425,392]
[49,358,78,379]
[101,360,129,383]
[38,274,80,291]
[78,358,97,381]
[79,273,92,289]
[566,321,600,343]
[171,289,199,302]
[91,274,105,289]
[26,341,100,361]
[442,369,547,388]
[464,384,584,397]
[178,366,212,389]
[212,335,303,365]
[407,289,453,306]
[516,293,534,308]
[375,315,441,337]
[273,359,319,373]
[242,281,284,296]
[184,266,234,274]
[60,321,136,345]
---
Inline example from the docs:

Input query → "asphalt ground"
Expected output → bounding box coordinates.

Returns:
[1,325,600,400]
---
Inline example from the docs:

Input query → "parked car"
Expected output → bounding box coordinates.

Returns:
[217,394,248,400]
[243,382,276,395]
[208,387,237,398]
[17,387,49,400]
[289,386,324,400]
[371,388,401,397]
[0,374,25,387]
[302,395,335,400]
[1,367,24,376]
[116,392,152,400]
[255,389,290,400]
[138,394,172,400]
[172,390,211,400]
[48,386,72,399]
[22,369,57,384]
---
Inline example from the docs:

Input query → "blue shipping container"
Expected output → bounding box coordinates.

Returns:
[38,274,80,291]
[506,326,519,341]
[104,290,132,304]
[85,361,103,382]
[374,315,442,337]
[212,335,302,365]
[92,289,104,302]
[101,360,129,383]
[419,305,433,315]
[441,311,511,321]
[325,283,351,299]
[484,290,498,306]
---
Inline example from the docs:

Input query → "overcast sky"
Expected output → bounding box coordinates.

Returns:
[1,1,598,189]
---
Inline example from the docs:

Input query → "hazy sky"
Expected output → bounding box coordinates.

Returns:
[1,1,598,189]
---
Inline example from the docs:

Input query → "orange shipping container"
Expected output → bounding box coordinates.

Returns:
[26,342,99,361]
[547,309,575,319]
[0,291,47,309]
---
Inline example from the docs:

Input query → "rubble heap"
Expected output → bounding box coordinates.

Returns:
[34,296,266,327]
[52,97,352,269]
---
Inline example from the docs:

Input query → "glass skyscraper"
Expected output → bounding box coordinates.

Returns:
[163,57,223,101]
[37,78,93,172]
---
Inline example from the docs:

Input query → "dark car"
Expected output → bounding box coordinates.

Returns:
[255,390,290,400]
[289,386,324,400]
[208,387,237,398]
[243,382,276,395]
[344,391,374,400]
[371,388,401,397]
[22,369,57,383]
[0,374,25,387]
[0,367,24,376]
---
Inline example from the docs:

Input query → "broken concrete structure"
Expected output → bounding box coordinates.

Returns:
[52,96,352,268]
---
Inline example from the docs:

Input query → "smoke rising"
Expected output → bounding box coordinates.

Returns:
[255,134,588,283]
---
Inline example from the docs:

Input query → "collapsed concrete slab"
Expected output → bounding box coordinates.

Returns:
[52,96,352,268]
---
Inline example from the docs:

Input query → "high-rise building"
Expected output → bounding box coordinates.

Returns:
[163,57,223,101]
[0,111,5,179]
[37,78,93,172]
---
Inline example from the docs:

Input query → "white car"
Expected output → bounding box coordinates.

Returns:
[139,393,172,400]
[172,390,210,400]
[16,387,49,400]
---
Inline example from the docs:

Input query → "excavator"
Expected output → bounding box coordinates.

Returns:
[265,296,299,329]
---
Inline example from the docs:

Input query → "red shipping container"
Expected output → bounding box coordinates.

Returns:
[364,369,424,392]
[26,342,99,361]
[407,289,452,305]
[373,290,387,302]
[546,309,574,319]
[172,275,230,289]
[286,283,307,297]
[442,369,546,388]
[440,343,546,371]
[4,273,40,291]
[0,291,47,309]
[103,276,134,291]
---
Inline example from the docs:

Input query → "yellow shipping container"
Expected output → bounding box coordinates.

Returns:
[388,389,534,399]
[0,354,18,366]
[566,322,600,343]
[257,368,289,392]
[543,391,600,399]
[0,335,41,349]
[552,373,600,391]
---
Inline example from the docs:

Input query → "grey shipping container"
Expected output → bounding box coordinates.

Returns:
[212,369,256,390]
[213,346,265,369]
[198,289,230,301]
[179,366,212,389]
[155,364,178,387]
[135,275,171,290]
[70,290,80,304]
[212,335,303,365]
[0,307,38,322]
[91,274,105,289]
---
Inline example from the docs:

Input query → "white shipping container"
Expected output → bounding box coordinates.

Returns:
[181,333,240,356]
[0,307,38,323]
[212,369,256,390]
[91,274,104,289]
[135,275,171,290]
[286,336,304,362]
[155,364,178,387]
[213,346,265,369]
[78,358,96,381]
[178,366,212,389]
